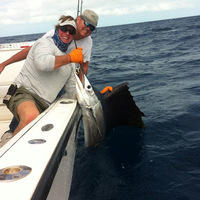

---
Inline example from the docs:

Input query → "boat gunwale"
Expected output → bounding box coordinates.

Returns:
[31,103,81,200]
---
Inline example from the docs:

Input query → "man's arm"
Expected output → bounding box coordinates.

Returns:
[54,47,83,69]
[54,54,71,69]
[55,55,88,82]
[0,47,31,74]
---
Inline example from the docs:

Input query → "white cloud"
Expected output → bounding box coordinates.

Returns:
[151,2,194,12]
[0,0,78,25]
[94,0,197,16]
[0,0,199,28]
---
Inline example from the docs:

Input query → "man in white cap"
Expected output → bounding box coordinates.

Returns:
[0,9,99,135]
[4,16,83,136]
[0,9,99,77]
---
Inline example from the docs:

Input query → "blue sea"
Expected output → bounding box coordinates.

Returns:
[1,15,200,200]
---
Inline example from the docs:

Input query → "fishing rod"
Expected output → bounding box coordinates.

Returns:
[75,0,85,81]
[77,0,83,17]
[74,39,86,85]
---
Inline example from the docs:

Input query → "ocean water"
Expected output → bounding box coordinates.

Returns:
[71,15,200,200]
[1,15,200,199]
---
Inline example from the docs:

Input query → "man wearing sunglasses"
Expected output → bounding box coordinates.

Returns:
[0,9,99,78]
[3,16,85,137]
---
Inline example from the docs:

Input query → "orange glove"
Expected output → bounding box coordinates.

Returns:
[69,47,83,64]
[100,86,113,94]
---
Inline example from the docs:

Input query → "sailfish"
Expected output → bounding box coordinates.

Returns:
[74,67,145,147]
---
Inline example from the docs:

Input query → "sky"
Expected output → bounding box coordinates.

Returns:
[0,0,200,37]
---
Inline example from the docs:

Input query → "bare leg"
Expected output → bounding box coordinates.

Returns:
[13,101,40,135]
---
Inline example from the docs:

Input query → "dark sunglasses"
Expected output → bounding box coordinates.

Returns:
[81,17,95,32]
[60,26,76,35]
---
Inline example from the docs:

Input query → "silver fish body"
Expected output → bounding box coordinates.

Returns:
[74,73,105,147]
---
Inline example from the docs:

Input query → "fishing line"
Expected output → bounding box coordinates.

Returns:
[74,0,86,86]
[74,39,86,87]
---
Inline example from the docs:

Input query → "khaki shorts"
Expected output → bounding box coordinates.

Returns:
[7,86,49,121]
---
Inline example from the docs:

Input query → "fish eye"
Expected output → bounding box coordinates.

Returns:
[87,85,91,89]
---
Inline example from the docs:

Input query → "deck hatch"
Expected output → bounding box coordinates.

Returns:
[0,165,32,182]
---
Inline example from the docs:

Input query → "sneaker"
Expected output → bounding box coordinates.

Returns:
[0,130,13,148]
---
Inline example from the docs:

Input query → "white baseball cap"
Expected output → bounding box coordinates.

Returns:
[58,19,76,29]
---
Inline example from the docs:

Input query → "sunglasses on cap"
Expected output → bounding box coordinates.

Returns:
[81,17,95,32]
[60,26,76,35]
